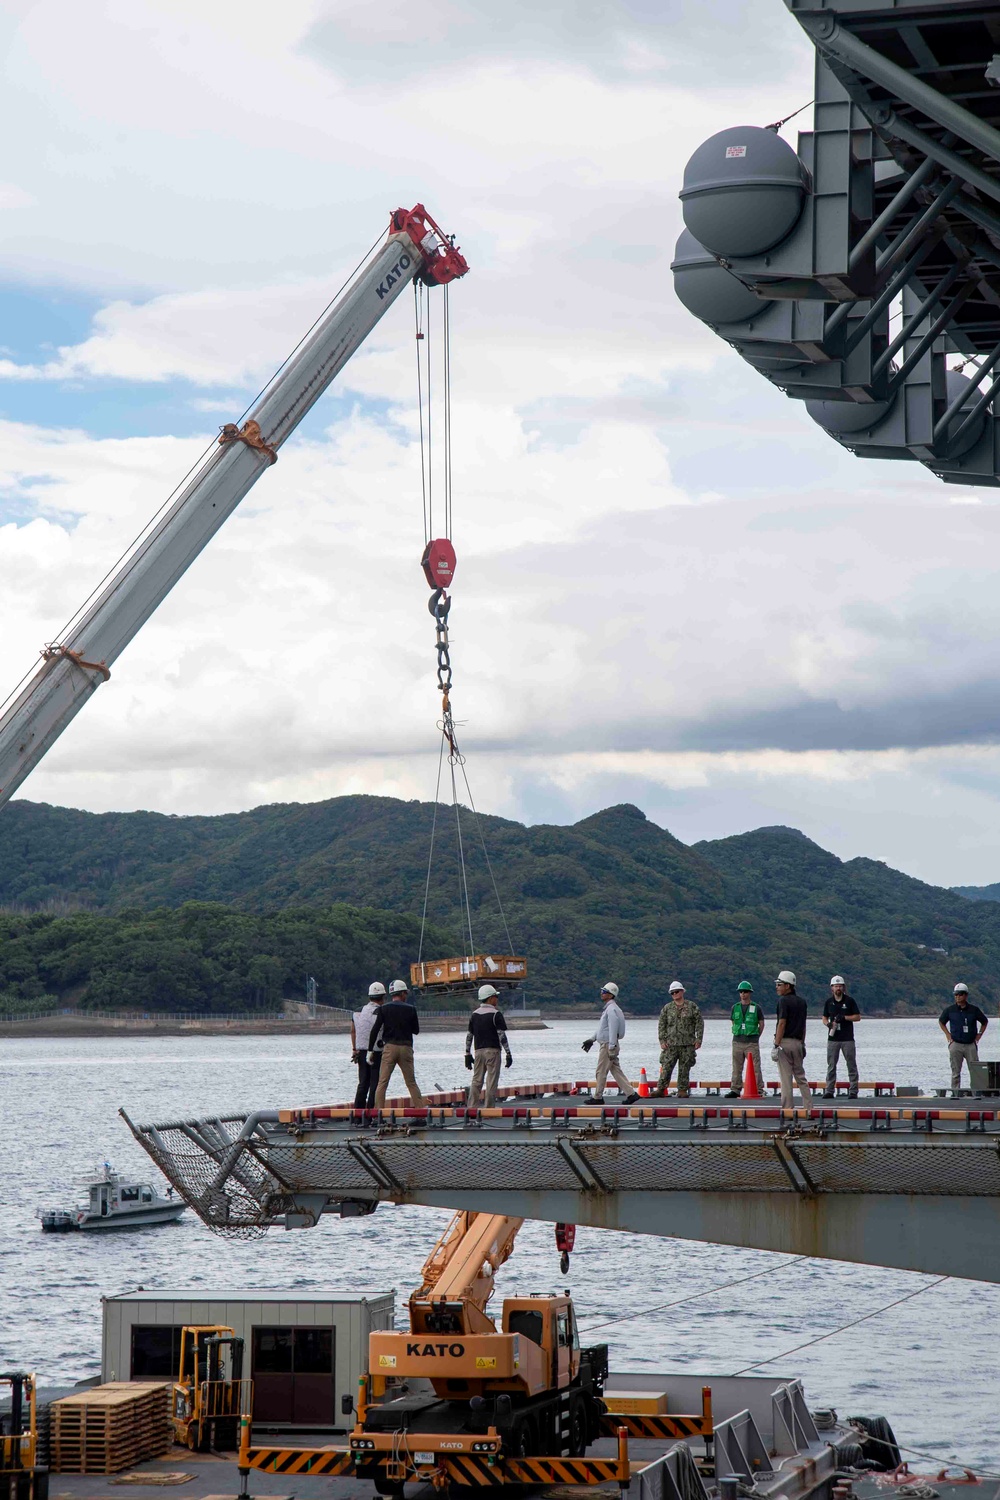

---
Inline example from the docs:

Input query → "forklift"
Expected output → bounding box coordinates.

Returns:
[173,1328,251,1452]
[0,1372,47,1500]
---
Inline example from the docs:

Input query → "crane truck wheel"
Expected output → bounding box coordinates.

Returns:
[508,1418,535,1458]
[567,1397,587,1458]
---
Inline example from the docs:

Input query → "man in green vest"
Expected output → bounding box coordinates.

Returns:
[724,981,765,1098]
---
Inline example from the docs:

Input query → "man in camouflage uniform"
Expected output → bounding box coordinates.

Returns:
[658,981,704,1096]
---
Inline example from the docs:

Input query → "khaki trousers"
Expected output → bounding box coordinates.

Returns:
[374,1043,425,1107]
[949,1040,979,1089]
[594,1042,632,1100]
[776,1038,811,1109]
[468,1048,502,1108]
[731,1037,764,1093]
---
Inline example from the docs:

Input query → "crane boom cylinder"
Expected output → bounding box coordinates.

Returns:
[0,207,467,806]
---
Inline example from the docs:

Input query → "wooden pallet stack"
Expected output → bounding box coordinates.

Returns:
[49,1382,173,1473]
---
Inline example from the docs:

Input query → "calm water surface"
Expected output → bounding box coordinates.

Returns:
[2,1018,997,1469]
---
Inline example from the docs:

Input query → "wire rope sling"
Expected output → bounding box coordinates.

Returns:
[409,280,526,1000]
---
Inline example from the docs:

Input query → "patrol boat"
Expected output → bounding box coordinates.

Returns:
[38,1162,186,1232]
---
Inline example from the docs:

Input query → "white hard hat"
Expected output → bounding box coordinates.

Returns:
[830,975,845,986]
[777,970,796,985]
[601,982,619,998]
[388,979,408,995]
[668,981,685,993]
[954,982,970,994]
[368,982,386,998]
[478,984,499,1001]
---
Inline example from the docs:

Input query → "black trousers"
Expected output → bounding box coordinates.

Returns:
[354,1053,379,1109]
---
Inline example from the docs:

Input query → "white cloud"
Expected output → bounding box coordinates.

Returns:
[0,0,999,890]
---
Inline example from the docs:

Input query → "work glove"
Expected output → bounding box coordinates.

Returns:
[465,1054,473,1071]
[581,1038,594,1053]
[504,1053,513,1069]
[366,1052,375,1065]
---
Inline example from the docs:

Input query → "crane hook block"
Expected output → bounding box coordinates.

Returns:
[422,538,456,590]
[555,1223,576,1254]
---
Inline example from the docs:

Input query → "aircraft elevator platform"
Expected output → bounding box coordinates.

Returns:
[123,1081,1000,1283]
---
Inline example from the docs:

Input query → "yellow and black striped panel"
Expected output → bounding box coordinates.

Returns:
[505,1458,628,1484]
[442,1455,506,1486]
[602,1414,711,1439]
[248,1447,353,1475]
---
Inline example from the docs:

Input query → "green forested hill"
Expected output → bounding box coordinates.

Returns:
[0,796,997,1014]
[0,904,456,1014]
[952,883,1000,903]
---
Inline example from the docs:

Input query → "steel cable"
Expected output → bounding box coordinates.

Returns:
[457,754,515,957]
[578,1256,806,1333]
[417,732,446,964]
[414,282,429,548]
[443,282,453,539]
[448,741,476,957]
[731,1273,950,1374]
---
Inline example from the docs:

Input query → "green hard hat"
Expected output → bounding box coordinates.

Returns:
[737,980,753,992]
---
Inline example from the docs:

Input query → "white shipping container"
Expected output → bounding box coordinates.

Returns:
[101,1289,394,1432]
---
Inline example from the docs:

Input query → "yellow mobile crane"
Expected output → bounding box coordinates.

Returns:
[244,1211,619,1496]
[359,1210,605,1460]
[240,1213,712,1498]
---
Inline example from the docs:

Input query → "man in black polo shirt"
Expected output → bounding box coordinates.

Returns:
[939,983,989,1093]
[369,979,425,1108]
[465,984,513,1108]
[822,975,861,1098]
[773,969,811,1110]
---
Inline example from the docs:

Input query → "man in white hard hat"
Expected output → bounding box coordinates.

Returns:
[369,979,425,1108]
[581,983,639,1105]
[773,971,811,1110]
[822,975,861,1098]
[351,982,386,1109]
[465,984,513,1108]
[657,981,704,1097]
[939,983,989,1093]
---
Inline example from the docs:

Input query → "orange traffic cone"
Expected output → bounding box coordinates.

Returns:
[742,1050,761,1100]
[638,1068,650,1098]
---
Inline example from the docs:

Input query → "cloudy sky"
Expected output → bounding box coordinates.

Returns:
[0,0,998,885]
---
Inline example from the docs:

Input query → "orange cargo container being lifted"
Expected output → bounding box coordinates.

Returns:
[410,955,527,993]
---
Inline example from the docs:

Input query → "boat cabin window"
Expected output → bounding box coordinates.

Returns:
[120,1187,140,1202]
[141,1188,153,1203]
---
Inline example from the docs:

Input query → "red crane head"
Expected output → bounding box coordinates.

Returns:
[391,204,469,285]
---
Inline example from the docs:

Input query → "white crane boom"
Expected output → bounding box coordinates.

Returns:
[0,205,467,807]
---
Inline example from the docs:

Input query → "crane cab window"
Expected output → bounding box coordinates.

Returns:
[556,1311,571,1349]
[507,1310,544,1347]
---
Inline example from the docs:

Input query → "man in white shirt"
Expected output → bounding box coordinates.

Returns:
[351,982,385,1109]
[581,982,639,1103]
